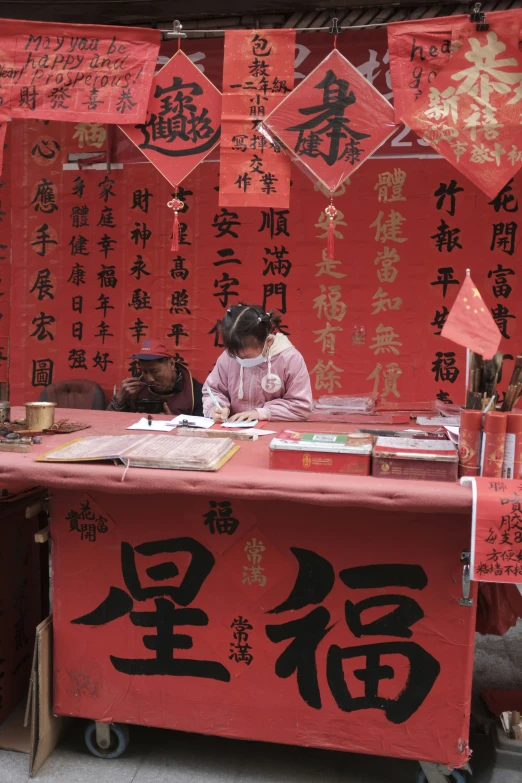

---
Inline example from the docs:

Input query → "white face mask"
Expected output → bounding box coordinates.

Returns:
[235,354,266,369]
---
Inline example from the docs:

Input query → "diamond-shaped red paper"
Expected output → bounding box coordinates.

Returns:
[403,30,522,198]
[120,50,222,187]
[263,48,396,192]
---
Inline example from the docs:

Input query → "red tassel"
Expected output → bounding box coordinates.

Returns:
[327,219,335,260]
[171,211,179,252]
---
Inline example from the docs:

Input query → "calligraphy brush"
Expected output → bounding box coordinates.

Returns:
[482,352,503,404]
[502,354,522,411]
[466,352,483,409]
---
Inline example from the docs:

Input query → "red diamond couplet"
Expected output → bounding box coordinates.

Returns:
[120,49,222,188]
[263,48,397,193]
[404,29,522,198]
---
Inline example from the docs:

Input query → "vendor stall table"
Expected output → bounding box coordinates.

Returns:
[0,408,476,774]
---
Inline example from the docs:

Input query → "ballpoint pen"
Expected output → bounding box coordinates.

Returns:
[205,385,228,421]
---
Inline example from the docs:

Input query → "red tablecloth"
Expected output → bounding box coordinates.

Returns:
[0,408,472,514]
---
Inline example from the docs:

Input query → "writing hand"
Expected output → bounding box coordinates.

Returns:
[228,410,258,423]
[211,406,230,422]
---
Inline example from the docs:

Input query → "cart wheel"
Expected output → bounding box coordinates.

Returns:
[84,721,130,759]
[416,769,466,783]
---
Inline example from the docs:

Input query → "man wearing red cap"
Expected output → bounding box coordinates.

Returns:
[107,339,203,416]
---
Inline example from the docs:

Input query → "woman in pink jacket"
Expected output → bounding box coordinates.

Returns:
[203,304,312,423]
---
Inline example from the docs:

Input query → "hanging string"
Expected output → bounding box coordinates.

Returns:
[177,36,181,51]
[333,34,338,49]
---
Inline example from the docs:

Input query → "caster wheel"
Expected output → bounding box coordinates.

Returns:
[84,721,130,759]
[416,770,466,783]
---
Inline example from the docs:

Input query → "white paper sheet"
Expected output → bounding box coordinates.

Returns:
[170,415,214,429]
[221,420,258,429]
[127,418,177,432]
[417,416,460,427]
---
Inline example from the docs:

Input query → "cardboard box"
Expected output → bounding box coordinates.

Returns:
[372,437,458,482]
[270,430,372,475]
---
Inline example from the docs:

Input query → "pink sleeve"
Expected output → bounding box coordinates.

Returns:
[202,355,231,417]
[258,352,313,422]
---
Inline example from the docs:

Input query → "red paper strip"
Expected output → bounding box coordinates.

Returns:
[0,122,6,177]
[120,50,222,187]
[263,48,396,193]
[465,477,522,583]
[0,18,160,123]
[220,29,295,208]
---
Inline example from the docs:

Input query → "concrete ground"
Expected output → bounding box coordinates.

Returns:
[0,622,520,783]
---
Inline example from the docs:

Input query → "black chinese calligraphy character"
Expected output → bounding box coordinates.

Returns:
[259,208,290,238]
[92,351,113,372]
[30,268,54,301]
[167,323,188,346]
[488,264,515,298]
[213,248,241,267]
[71,537,230,681]
[31,178,57,214]
[98,175,116,203]
[489,179,518,213]
[431,352,459,383]
[31,358,53,387]
[136,79,220,157]
[431,307,449,336]
[491,304,515,339]
[213,273,239,308]
[170,290,191,315]
[68,263,86,286]
[263,246,292,277]
[31,138,60,163]
[203,500,239,535]
[208,319,224,348]
[170,255,189,280]
[130,255,151,281]
[132,188,153,214]
[96,294,114,318]
[31,224,57,257]
[95,320,114,344]
[129,289,152,311]
[69,235,90,256]
[97,265,118,288]
[72,321,83,341]
[130,318,148,343]
[431,221,462,253]
[288,70,370,166]
[98,206,117,229]
[72,176,86,199]
[131,222,152,249]
[30,312,55,341]
[70,205,89,228]
[116,87,136,115]
[430,267,460,298]
[69,349,87,370]
[434,180,463,217]
[212,208,240,239]
[72,295,83,313]
[490,222,517,256]
[263,282,287,314]
[97,234,117,259]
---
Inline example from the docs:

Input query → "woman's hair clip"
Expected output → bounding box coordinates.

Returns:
[258,316,262,323]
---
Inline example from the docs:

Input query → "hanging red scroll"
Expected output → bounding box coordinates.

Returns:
[0,122,6,177]
[219,29,295,208]
[389,11,522,198]
[263,47,396,256]
[0,18,160,123]
[120,49,222,251]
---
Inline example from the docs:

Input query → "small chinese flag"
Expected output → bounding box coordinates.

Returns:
[441,276,501,360]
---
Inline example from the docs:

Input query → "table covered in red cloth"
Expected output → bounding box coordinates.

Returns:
[0,408,477,769]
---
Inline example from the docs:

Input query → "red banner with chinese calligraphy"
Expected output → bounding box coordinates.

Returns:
[0,18,160,123]
[0,122,10,383]
[220,30,295,208]
[263,48,396,192]
[51,489,475,767]
[463,477,522,583]
[389,10,522,198]
[6,118,522,411]
[0,122,7,177]
[119,50,222,187]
